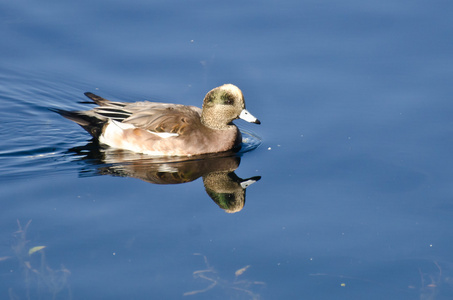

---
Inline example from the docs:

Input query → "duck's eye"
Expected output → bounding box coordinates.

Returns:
[221,93,235,105]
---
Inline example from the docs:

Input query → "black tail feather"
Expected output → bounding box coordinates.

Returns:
[50,108,107,139]
[84,92,112,106]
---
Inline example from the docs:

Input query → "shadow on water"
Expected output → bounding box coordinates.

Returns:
[65,131,262,213]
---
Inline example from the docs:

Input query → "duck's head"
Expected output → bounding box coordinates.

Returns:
[201,84,260,130]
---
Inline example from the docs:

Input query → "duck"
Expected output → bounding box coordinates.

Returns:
[53,84,260,156]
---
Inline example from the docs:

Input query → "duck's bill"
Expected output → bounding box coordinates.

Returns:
[239,109,261,124]
[240,176,262,189]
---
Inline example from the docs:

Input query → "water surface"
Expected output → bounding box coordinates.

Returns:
[1,0,453,299]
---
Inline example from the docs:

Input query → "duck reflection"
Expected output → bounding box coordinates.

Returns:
[68,142,261,213]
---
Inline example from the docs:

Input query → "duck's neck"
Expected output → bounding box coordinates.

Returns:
[201,114,233,130]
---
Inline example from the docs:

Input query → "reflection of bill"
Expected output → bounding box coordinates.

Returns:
[68,143,261,213]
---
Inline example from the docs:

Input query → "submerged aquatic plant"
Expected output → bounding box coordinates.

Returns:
[184,253,265,299]
[6,220,72,300]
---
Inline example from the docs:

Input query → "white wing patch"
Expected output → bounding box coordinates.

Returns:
[148,131,179,138]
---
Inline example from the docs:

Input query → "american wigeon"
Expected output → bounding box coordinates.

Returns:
[54,84,260,156]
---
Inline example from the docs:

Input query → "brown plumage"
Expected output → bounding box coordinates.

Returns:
[53,84,260,156]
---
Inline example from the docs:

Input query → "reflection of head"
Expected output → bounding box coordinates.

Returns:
[203,172,260,213]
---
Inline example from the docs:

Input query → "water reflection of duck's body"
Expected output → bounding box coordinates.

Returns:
[69,144,260,213]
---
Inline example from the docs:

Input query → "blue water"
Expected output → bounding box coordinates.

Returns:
[2,0,453,299]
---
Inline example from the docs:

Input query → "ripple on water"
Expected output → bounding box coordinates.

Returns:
[239,129,262,154]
